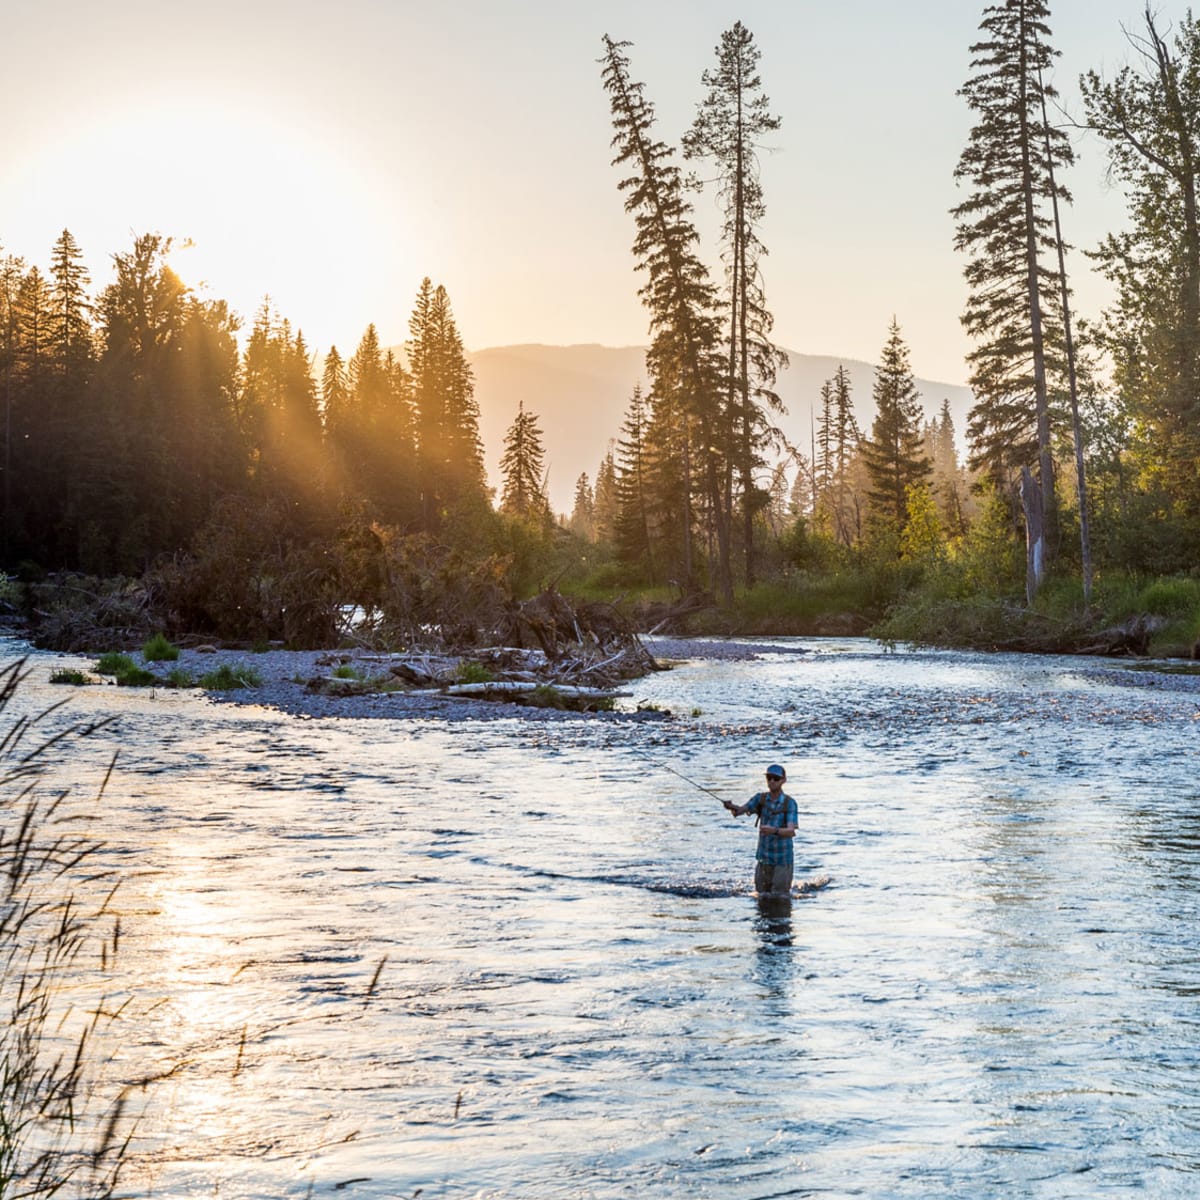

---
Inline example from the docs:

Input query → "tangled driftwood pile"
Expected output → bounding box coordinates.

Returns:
[307,587,661,710]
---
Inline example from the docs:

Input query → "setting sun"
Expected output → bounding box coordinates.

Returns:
[8,93,403,351]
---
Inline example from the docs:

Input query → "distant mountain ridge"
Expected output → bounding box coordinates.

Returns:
[464,343,974,513]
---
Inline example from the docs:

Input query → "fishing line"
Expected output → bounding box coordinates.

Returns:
[631,748,730,805]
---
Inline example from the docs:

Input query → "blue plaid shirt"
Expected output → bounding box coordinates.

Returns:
[746,791,798,865]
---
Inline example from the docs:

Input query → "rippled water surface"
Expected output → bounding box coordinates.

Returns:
[11,637,1200,1197]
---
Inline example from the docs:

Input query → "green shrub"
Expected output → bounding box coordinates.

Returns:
[116,666,159,687]
[49,669,89,686]
[455,660,494,685]
[165,667,196,688]
[93,651,159,686]
[95,651,137,677]
[141,632,180,662]
[1139,576,1200,618]
[198,664,262,690]
[332,663,363,680]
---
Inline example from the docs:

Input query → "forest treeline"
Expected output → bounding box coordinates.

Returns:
[4,1,1200,652]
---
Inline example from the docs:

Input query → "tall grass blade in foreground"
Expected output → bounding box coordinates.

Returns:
[0,657,136,1199]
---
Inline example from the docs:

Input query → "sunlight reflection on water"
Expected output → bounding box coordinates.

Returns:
[11,637,1200,1197]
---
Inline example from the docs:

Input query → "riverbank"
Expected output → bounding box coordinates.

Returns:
[29,635,810,723]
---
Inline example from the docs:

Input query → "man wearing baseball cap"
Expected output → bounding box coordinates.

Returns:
[723,764,798,897]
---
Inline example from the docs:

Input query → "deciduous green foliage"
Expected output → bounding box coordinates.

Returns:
[954,0,1074,589]
[899,482,945,566]
[862,320,932,530]
[1081,10,1200,534]
[684,21,787,587]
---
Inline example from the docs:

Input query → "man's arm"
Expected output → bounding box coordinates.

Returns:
[723,794,757,818]
[768,798,799,838]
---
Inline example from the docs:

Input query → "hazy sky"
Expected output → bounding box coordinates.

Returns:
[1,0,1173,386]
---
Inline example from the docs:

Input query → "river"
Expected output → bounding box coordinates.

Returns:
[7,636,1200,1198]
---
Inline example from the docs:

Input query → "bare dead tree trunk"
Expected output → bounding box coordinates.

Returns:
[1018,2,1057,585]
[1038,62,1093,604]
[1019,464,1045,606]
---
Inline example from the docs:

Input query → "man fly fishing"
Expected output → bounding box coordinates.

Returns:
[723,764,798,897]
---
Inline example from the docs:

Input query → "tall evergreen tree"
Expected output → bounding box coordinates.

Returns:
[815,365,863,547]
[47,230,93,385]
[11,267,58,559]
[241,305,323,525]
[499,399,550,523]
[569,472,595,540]
[861,320,932,529]
[601,35,730,600]
[953,0,1074,594]
[347,323,388,508]
[379,348,418,526]
[83,234,250,568]
[927,398,968,536]
[321,345,350,440]
[614,383,656,575]
[593,448,619,545]
[35,223,95,553]
[684,20,787,587]
[408,278,485,530]
[0,253,24,558]
[814,378,835,510]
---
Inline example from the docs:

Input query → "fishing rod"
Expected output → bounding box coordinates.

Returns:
[632,748,731,805]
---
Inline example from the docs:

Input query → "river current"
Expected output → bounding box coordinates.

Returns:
[9,636,1200,1198]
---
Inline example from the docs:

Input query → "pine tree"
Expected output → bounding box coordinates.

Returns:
[0,253,25,559]
[379,348,418,526]
[499,399,550,523]
[92,234,242,568]
[614,383,655,575]
[683,21,787,586]
[47,230,93,385]
[814,378,835,508]
[601,35,729,599]
[593,448,619,545]
[953,0,1074,593]
[408,278,485,530]
[928,398,968,536]
[569,472,595,540]
[95,234,192,566]
[816,364,863,547]
[240,305,323,524]
[861,320,932,529]
[347,323,388,509]
[12,267,57,559]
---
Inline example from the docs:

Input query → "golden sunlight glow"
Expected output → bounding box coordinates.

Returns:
[12,94,406,349]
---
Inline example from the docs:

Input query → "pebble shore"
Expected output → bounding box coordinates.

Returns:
[76,636,811,723]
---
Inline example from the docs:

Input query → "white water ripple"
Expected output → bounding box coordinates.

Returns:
[8,637,1200,1198]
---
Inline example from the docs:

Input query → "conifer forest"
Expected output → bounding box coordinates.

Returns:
[5,4,1200,653]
